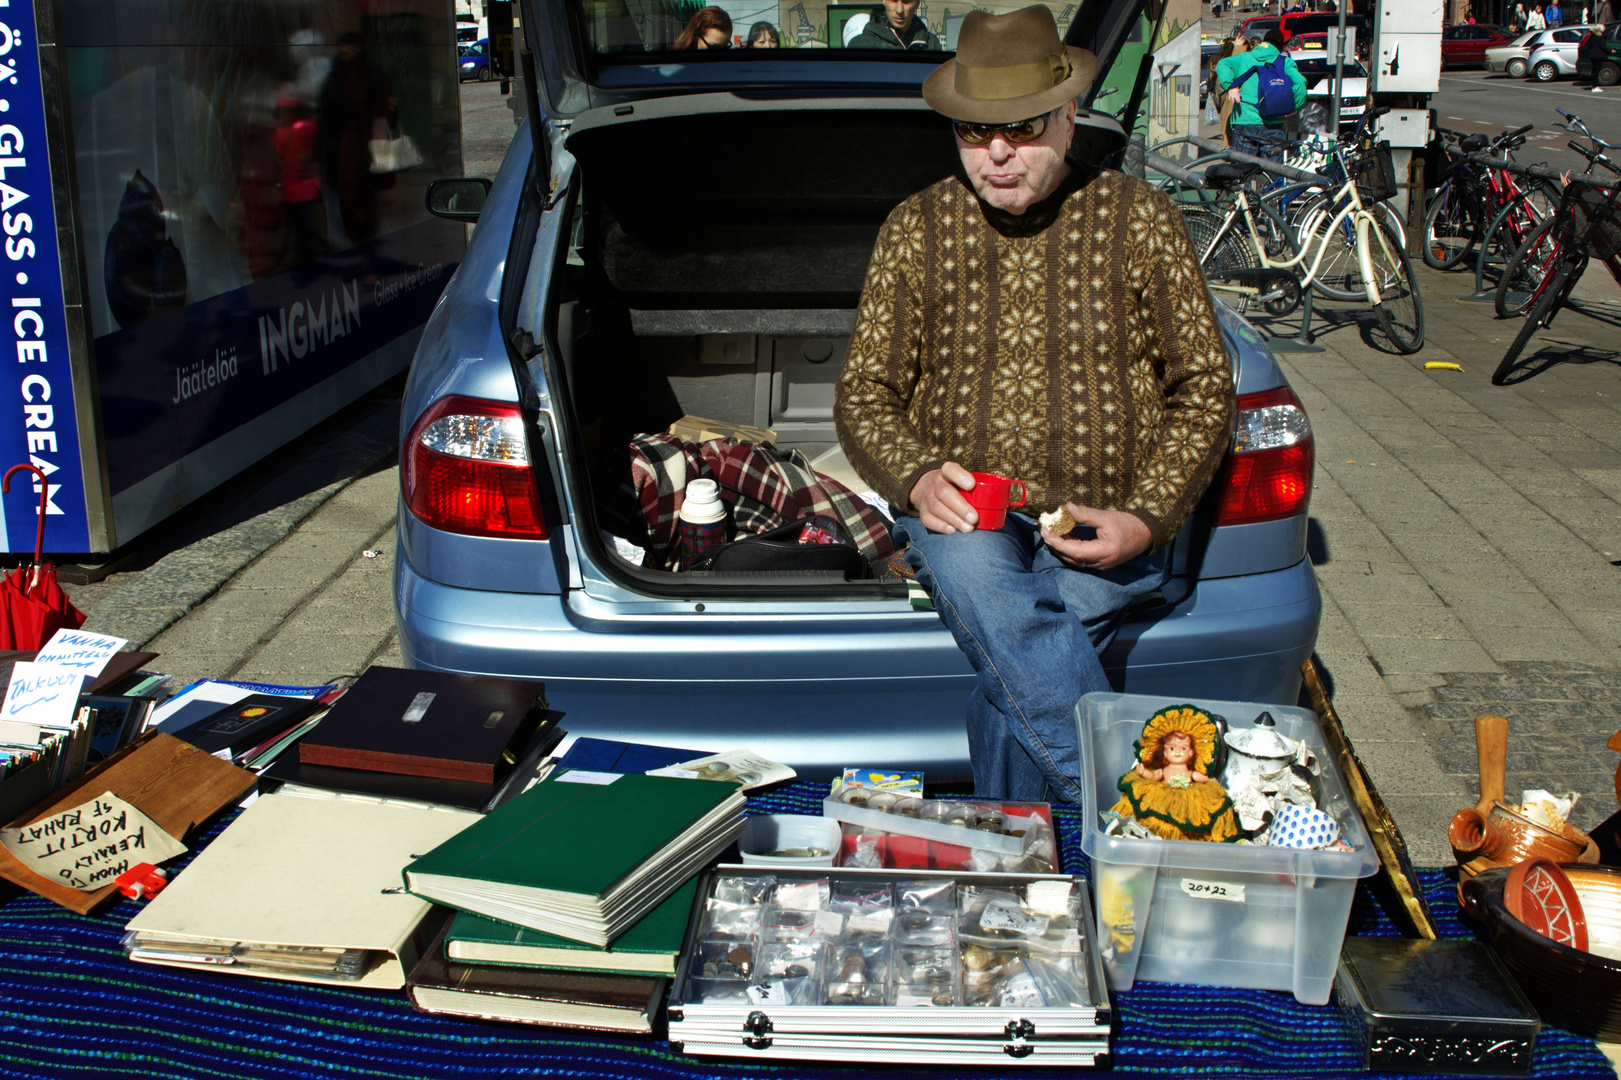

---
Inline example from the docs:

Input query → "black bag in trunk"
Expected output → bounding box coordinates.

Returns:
[700,515,870,579]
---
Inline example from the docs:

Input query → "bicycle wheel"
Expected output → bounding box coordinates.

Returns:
[1494,217,1558,319]
[1183,209,1258,277]
[1492,259,1578,385]
[1297,192,1403,302]
[1477,191,1549,283]
[1422,181,1484,271]
[1362,214,1425,354]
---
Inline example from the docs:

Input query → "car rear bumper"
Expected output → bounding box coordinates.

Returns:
[396,550,1321,780]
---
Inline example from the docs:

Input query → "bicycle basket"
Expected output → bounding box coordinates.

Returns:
[1569,180,1621,262]
[1352,138,1398,202]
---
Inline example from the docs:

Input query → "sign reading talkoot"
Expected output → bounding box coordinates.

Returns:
[0,792,186,891]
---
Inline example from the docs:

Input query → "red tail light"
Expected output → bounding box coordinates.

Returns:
[1213,386,1314,527]
[402,396,548,539]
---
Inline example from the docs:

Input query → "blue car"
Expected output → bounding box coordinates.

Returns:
[459,39,492,82]
[398,0,1322,782]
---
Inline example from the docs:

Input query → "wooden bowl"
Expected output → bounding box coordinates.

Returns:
[1464,863,1621,1040]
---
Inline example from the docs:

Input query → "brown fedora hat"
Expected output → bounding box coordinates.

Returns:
[923,6,1098,125]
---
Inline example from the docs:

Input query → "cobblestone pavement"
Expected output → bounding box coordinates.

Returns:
[1424,663,1621,833]
[1269,255,1621,865]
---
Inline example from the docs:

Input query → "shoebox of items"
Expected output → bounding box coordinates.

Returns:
[1077,692,1379,1006]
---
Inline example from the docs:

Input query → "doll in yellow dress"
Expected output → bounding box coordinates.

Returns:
[1111,705,1240,843]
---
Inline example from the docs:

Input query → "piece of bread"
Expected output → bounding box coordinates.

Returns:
[1039,507,1076,537]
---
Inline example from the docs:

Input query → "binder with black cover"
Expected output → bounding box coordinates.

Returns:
[298,667,549,784]
[170,695,324,762]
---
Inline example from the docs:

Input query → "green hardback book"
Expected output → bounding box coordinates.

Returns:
[446,876,699,976]
[403,772,745,947]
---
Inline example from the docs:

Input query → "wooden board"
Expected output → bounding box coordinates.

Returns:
[0,732,255,914]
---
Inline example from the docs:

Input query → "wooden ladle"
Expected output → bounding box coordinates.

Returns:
[1475,713,1508,814]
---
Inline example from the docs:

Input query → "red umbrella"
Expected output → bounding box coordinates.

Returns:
[0,463,85,650]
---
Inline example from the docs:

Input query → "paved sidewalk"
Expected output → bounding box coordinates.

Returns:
[1267,258,1621,863]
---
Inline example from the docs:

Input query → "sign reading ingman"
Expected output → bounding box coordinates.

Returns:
[258,281,362,374]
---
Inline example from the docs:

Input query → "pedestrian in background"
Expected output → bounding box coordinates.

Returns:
[1216,33,1250,146]
[746,21,781,46]
[849,0,942,49]
[1548,1,1563,25]
[1514,3,1527,30]
[675,7,734,48]
[1527,4,1546,29]
[1216,28,1306,162]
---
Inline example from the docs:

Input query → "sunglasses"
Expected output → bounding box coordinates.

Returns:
[702,35,732,48]
[952,113,1050,146]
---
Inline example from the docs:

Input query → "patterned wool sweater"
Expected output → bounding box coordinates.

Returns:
[834,166,1236,550]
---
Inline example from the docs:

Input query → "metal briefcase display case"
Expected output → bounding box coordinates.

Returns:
[667,865,1112,1065]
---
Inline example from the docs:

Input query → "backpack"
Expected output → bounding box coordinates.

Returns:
[1238,54,1298,120]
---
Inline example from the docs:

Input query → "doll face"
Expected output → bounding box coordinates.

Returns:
[1162,733,1195,767]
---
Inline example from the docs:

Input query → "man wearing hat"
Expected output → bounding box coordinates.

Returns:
[835,6,1234,803]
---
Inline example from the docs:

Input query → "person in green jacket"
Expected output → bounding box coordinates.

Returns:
[1213,30,1307,162]
[849,0,942,49]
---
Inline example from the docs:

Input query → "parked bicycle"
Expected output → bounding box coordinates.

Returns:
[1490,111,1621,386]
[1422,123,1556,273]
[1181,106,1424,354]
[1495,109,1620,321]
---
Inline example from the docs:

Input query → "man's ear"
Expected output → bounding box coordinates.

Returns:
[1062,101,1079,149]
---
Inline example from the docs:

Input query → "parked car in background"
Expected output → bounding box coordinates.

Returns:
[459,38,493,82]
[397,0,1324,778]
[1486,29,1545,76]
[1575,21,1621,85]
[1441,23,1517,66]
[1285,38,1370,124]
[1241,12,1368,45]
[1236,14,1281,39]
[1527,25,1601,80]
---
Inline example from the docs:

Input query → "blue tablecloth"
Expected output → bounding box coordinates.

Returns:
[0,781,1610,1079]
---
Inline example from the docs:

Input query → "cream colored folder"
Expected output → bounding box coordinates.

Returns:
[123,791,477,989]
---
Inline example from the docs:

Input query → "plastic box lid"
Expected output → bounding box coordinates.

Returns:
[1076,692,1378,880]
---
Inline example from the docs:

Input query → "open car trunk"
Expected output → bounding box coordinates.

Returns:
[547,99,1138,594]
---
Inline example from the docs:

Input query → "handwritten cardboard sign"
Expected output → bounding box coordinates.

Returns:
[32,629,128,678]
[0,793,185,891]
[2,661,87,729]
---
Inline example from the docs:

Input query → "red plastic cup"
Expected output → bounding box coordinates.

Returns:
[964,472,1027,530]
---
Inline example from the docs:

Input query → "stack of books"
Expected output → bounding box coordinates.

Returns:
[400,761,746,1033]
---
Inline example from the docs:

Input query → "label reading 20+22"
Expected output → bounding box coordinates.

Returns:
[1181,878,1247,903]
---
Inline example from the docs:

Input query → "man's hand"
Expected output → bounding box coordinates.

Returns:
[1226,86,1241,103]
[1043,503,1152,571]
[910,463,979,534]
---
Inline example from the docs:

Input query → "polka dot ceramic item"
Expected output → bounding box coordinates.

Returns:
[1270,804,1338,849]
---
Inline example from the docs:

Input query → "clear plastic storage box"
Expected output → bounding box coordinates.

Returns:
[1077,692,1378,1005]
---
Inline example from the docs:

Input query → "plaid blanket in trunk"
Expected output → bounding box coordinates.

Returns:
[602,434,895,571]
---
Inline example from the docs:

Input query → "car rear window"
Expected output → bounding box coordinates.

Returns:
[580,0,1076,53]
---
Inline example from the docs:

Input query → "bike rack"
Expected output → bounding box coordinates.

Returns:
[1457,154,1572,302]
[1138,141,1326,350]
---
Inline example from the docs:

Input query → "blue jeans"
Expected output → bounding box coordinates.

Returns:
[1230,122,1290,163]
[896,514,1169,804]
